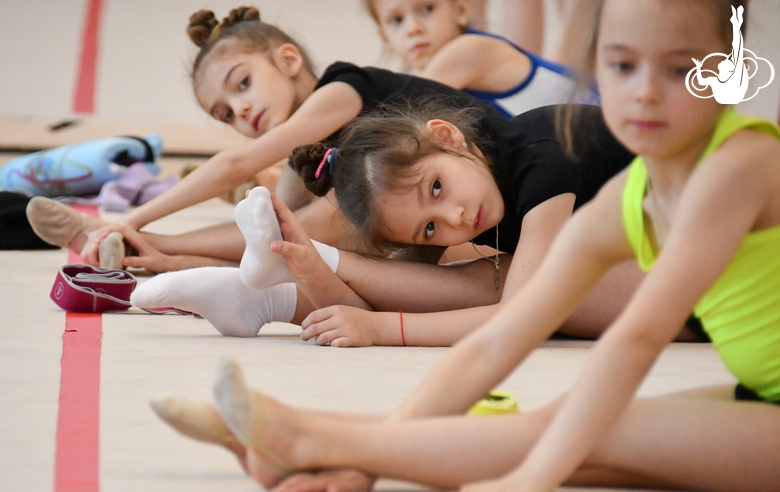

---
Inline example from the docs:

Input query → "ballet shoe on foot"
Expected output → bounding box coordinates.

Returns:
[98,231,125,270]
[26,196,88,248]
[150,397,247,458]
[213,358,254,446]
[213,358,291,487]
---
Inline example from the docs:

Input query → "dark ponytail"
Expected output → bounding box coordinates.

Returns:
[290,96,493,254]
[289,143,334,197]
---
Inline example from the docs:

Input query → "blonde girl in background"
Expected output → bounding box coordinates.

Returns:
[364,0,599,117]
[27,6,506,270]
[152,1,780,491]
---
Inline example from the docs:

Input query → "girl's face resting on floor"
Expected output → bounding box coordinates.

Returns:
[376,125,504,248]
[596,0,726,159]
[194,42,306,139]
[373,0,468,69]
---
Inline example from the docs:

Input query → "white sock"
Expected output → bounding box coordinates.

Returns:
[236,187,340,290]
[130,267,297,337]
[311,239,340,273]
[236,187,294,290]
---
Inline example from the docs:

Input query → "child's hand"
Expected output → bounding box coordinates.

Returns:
[119,227,177,274]
[273,469,376,492]
[300,306,387,347]
[80,222,132,266]
[268,192,330,282]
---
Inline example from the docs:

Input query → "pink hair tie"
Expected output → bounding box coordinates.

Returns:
[314,148,334,179]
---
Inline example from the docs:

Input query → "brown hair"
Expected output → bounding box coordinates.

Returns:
[187,6,315,84]
[557,0,750,154]
[290,97,493,254]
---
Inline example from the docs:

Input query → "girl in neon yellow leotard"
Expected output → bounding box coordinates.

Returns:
[151,1,780,491]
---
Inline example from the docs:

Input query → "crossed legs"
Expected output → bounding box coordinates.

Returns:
[163,363,780,491]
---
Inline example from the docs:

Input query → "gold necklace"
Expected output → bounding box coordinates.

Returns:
[471,226,500,289]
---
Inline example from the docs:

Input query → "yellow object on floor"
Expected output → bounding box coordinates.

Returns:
[468,390,519,416]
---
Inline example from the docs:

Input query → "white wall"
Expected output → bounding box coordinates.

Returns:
[0,0,777,125]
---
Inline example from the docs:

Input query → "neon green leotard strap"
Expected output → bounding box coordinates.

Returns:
[622,109,780,401]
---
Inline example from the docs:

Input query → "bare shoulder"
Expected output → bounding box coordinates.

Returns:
[705,128,780,180]
[447,33,523,60]
[695,128,780,205]
[456,33,530,70]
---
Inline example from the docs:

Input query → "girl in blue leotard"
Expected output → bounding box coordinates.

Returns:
[364,0,599,116]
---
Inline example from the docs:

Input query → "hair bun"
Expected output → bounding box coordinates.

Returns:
[290,143,334,197]
[187,9,219,48]
[222,6,261,29]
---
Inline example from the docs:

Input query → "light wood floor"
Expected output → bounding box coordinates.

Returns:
[0,154,737,491]
[1,0,772,489]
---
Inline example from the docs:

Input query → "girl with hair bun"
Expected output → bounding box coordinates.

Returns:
[131,99,708,348]
[153,1,780,491]
[27,5,503,272]
[363,0,600,117]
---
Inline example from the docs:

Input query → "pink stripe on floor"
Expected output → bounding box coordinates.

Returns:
[55,205,102,492]
[72,0,103,114]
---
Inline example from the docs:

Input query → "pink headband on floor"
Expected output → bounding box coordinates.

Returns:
[314,148,334,179]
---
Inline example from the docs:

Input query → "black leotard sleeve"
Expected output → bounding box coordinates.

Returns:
[472,105,634,253]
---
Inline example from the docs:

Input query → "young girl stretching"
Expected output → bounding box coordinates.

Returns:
[132,102,664,345]
[130,99,708,347]
[27,5,506,270]
[364,0,599,116]
[151,1,780,490]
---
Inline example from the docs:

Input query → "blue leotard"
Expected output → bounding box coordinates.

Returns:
[461,29,599,118]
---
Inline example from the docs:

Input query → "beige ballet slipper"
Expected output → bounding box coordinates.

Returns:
[25,196,88,248]
[98,231,125,270]
[150,397,247,460]
[213,358,254,446]
[213,358,291,487]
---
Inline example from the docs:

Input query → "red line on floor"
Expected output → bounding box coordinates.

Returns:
[55,205,102,492]
[72,0,103,114]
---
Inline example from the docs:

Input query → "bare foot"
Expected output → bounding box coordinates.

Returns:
[213,358,303,488]
[150,397,249,473]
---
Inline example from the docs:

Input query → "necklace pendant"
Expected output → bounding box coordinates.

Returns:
[494,263,500,290]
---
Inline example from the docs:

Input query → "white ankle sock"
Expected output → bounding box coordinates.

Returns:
[236,187,340,290]
[310,240,339,274]
[130,267,297,337]
[236,187,294,290]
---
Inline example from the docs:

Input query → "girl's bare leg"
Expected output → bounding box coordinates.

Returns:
[335,252,512,312]
[217,372,780,491]
[141,222,245,261]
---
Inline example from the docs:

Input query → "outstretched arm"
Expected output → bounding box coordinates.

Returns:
[422,34,531,92]
[390,177,631,419]
[269,193,372,312]
[123,83,363,230]
[299,193,579,347]
[78,83,363,265]
[490,132,771,491]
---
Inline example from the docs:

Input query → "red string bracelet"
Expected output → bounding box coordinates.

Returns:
[399,310,406,346]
